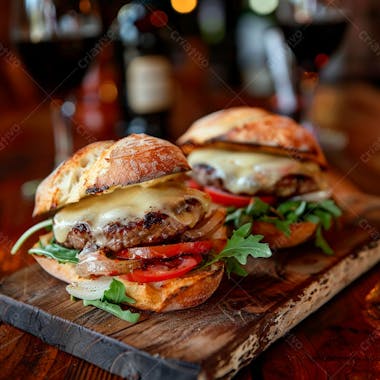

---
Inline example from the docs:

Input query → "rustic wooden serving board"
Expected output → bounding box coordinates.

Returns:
[1,186,380,380]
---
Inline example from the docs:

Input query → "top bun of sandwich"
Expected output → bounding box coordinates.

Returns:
[177,106,327,167]
[34,134,190,216]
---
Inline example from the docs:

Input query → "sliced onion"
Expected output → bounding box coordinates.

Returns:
[76,250,140,278]
[182,206,225,241]
[290,190,332,202]
[66,276,112,300]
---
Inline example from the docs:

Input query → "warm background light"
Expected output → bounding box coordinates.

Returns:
[171,0,197,14]
[98,80,118,103]
[79,0,92,13]
[248,0,278,15]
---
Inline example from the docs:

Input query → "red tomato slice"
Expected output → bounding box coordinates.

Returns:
[123,254,202,283]
[116,241,215,260]
[204,186,275,207]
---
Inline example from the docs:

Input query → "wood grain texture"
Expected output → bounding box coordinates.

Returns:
[0,322,123,380]
[1,210,380,379]
[251,263,380,379]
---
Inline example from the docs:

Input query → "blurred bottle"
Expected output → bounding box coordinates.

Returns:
[73,44,120,148]
[198,0,241,88]
[115,0,174,138]
[236,0,276,98]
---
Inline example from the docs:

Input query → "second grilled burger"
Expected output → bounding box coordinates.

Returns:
[178,107,341,252]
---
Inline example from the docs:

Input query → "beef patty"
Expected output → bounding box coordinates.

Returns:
[57,197,206,251]
[192,163,319,198]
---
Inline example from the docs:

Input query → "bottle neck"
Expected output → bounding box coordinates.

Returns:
[116,2,173,138]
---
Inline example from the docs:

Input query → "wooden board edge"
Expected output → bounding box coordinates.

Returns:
[0,295,201,380]
[200,241,380,380]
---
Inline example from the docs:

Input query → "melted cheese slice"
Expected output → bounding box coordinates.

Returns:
[53,182,210,244]
[188,148,325,195]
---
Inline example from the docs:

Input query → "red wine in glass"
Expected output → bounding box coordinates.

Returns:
[14,36,101,96]
[275,0,350,146]
[10,0,103,199]
[11,0,103,170]
[279,18,348,72]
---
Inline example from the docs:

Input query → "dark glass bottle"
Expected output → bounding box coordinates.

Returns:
[116,1,173,138]
[198,0,242,88]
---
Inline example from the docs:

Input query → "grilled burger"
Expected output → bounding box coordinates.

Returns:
[12,134,232,316]
[177,107,342,252]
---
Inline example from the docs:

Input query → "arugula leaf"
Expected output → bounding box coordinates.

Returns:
[11,218,80,263]
[273,219,293,236]
[11,219,53,254]
[226,197,342,255]
[315,225,333,255]
[103,279,136,304]
[305,214,320,224]
[277,200,300,215]
[318,199,342,216]
[225,208,244,228]
[205,223,272,277]
[226,198,271,228]
[294,201,307,216]
[245,198,270,217]
[259,216,292,236]
[76,279,140,323]
[313,209,332,230]
[29,243,79,264]
[83,299,140,323]
[232,222,251,237]
[225,258,248,277]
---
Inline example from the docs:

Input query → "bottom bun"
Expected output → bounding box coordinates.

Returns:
[34,255,80,283]
[251,221,317,249]
[33,255,224,312]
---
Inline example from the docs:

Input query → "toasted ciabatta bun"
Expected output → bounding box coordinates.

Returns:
[34,134,191,216]
[251,221,318,249]
[177,107,327,167]
[33,255,224,312]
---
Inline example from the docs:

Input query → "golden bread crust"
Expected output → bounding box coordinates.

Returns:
[178,107,326,167]
[115,262,224,312]
[32,255,224,312]
[33,134,190,216]
[34,140,113,216]
[33,255,80,283]
[177,107,270,147]
[251,221,317,249]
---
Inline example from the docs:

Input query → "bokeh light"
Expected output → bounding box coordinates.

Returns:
[171,0,197,14]
[248,0,278,15]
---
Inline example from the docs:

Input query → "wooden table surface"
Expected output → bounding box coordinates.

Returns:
[1,82,380,379]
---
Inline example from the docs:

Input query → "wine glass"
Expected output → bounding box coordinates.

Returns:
[276,0,349,143]
[10,0,103,169]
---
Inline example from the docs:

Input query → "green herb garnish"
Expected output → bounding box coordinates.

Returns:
[82,279,140,323]
[10,218,80,263]
[204,223,272,277]
[226,198,342,254]
[83,300,140,322]
[103,277,136,304]
[29,242,79,263]
[11,219,53,254]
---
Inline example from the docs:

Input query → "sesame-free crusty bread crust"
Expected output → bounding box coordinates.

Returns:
[33,255,224,312]
[33,134,191,216]
[177,107,327,167]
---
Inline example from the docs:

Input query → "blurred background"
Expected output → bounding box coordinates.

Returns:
[0,0,379,201]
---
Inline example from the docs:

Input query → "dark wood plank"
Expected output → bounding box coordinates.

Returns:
[251,263,380,379]
[0,322,123,380]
